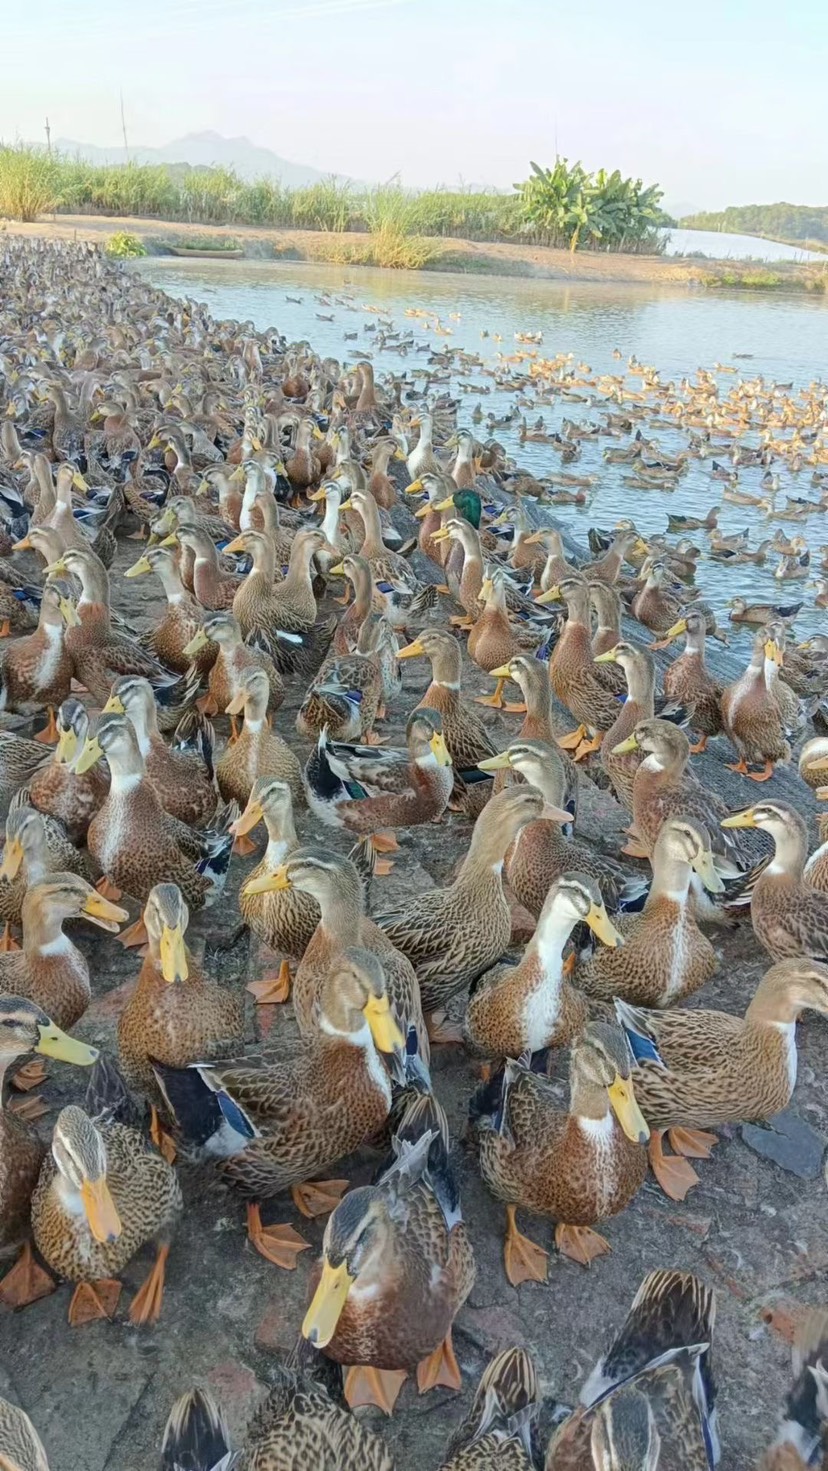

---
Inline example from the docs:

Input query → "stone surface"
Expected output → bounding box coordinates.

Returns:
[741,1109,826,1179]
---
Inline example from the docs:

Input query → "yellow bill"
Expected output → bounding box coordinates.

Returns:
[124,556,152,579]
[302,1257,353,1348]
[397,639,425,659]
[36,1022,98,1067]
[608,1074,650,1144]
[81,1174,122,1245]
[81,891,129,933]
[585,900,624,948]
[183,629,209,657]
[0,837,24,881]
[160,922,189,984]
[534,586,561,604]
[721,808,757,829]
[611,734,640,756]
[75,737,104,776]
[363,993,404,1053]
[243,863,291,896]
[429,731,452,767]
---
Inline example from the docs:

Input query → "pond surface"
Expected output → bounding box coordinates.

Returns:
[664,227,825,262]
[138,258,828,639]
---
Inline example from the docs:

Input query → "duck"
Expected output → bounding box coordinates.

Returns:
[629,560,687,634]
[243,846,428,1061]
[31,1057,183,1325]
[215,667,302,813]
[406,411,443,480]
[155,947,403,1263]
[76,713,234,915]
[588,580,625,660]
[616,959,828,1200]
[303,709,452,862]
[123,544,212,674]
[0,581,79,743]
[367,438,401,510]
[576,819,721,1007]
[0,997,98,1312]
[296,612,391,744]
[657,610,724,752]
[729,596,802,626]
[429,517,486,625]
[720,630,790,781]
[0,1394,51,1471]
[0,874,127,1029]
[465,874,620,1061]
[470,570,554,708]
[594,642,667,817]
[0,804,89,949]
[537,576,624,758]
[759,1309,828,1470]
[329,553,377,653]
[375,787,545,1018]
[117,882,244,1104]
[722,802,828,961]
[224,528,335,676]
[0,732,51,822]
[471,1022,649,1276]
[798,736,828,792]
[440,1348,539,1471]
[166,525,241,610]
[103,675,218,827]
[302,1091,475,1414]
[28,699,109,843]
[339,489,432,632]
[184,611,283,721]
[545,1269,717,1469]
[232,778,320,1002]
[396,630,499,778]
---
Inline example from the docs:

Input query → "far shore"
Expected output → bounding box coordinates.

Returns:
[4,212,827,293]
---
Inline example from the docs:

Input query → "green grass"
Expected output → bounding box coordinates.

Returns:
[0,144,58,221]
[700,267,827,293]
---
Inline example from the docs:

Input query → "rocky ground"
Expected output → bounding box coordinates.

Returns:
[1,515,826,1470]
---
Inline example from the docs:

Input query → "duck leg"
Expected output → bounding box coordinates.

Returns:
[0,924,20,953]
[475,677,507,709]
[95,876,123,902]
[620,825,649,859]
[725,757,750,775]
[648,1129,700,1200]
[503,699,528,714]
[555,1223,610,1266]
[246,1203,309,1269]
[118,918,148,950]
[745,760,775,782]
[228,716,240,745]
[426,1010,464,1044]
[68,1279,122,1325]
[417,1328,462,1393]
[129,1243,170,1325]
[0,620,10,638]
[33,707,59,744]
[503,1203,548,1285]
[370,831,399,876]
[10,1057,46,1091]
[688,734,708,754]
[0,1242,55,1307]
[291,1179,349,1218]
[556,724,588,751]
[667,1126,718,1159]
[149,1106,177,1165]
[247,958,291,1004]
[343,1365,408,1415]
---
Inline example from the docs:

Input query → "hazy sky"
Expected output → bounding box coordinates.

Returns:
[4,0,826,210]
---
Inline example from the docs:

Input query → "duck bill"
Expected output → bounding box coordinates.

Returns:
[243,864,291,896]
[480,577,494,600]
[307,486,327,502]
[81,1174,122,1245]
[488,663,513,678]
[302,1258,353,1348]
[124,557,151,579]
[429,731,452,767]
[414,502,433,519]
[404,479,424,495]
[433,495,455,511]
[396,639,425,659]
[585,900,624,948]
[158,533,179,549]
[55,726,79,765]
[36,1022,98,1066]
[12,535,32,551]
[74,737,104,776]
[477,751,512,772]
[363,993,404,1053]
[59,596,81,627]
[541,804,573,824]
[230,798,264,837]
[608,1075,650,1144]
[430,528,451,543]
[611,734,639,756]
[663,617,688,641]
[690,849,725,894]
[721,809,757,829]
[328,561,346,576]
[225,692,247,716]
[534,586,561,605]
[764,639,784,666]
[183,629,209,658]
[524,529,545,545]
[0,837,24,881]
[72,472,88,492]
[102,694,125,715]
[338,498,353,512]
[593,648,619,665]
[807,756,828,775]
[223,536,246,555]
[81,892,129,932]
[160,922,189,983]
[44,558,68,577]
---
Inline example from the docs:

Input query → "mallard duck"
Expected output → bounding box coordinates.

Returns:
[465,874,619,1060]
[484,652,577,762]
[656,610,724,752]
[480,740,630,918]
[469,570,553,708]
[117,882,244,1103]
[185,611,283,721]
[616,959,828,1199]
[243,847,427,1061]
[440,1347,539,1471]
[471,1022,649,1276]
[585,527,638,586]
[28,699,109,843]
[375,787,545,1017]
[216,668,302,810]
[163,525,240,610]
[296,613,391,744]
[0,804,89,948]
[123,544,212,675]
[537,576,625,758]
[302,1091,475,1413]
[0,582,79,743]
[720,630,790,781]
[588,580,624,659]
[630,560,687,634]
[232,778,320,1002]
[594,643,664,815]
[397,630,498,776]
[303,709,452,860]
[764,622,806,740]
[31,1057,183,1325]
[225,528,334,676]
[722,802,828,961]
[76,713,234,914]
[429,517,486,625]
[103,675,218,827]
[729,596,802,626]
[339,489,431,632]
[0,732,51,820]
[0,874,126,1028]
[0,997,98,1311]
[759,1308,828,1470]
[545,1270,717,1469]
[0,1394,51,1471]
[155,947,403,1265]
[576,819,721,1007]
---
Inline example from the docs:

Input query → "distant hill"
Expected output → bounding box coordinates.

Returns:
[52,131,364,189]
[681,201,828,245]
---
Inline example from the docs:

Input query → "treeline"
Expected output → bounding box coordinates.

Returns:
[681,202,828,245]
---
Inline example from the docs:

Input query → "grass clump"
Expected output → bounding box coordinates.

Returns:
[0,145,58,221]
[105,231,147,258]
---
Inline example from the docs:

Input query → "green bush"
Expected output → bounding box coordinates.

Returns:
[515,159,667,252]
[105,231,147,258]
[0,144,58,221]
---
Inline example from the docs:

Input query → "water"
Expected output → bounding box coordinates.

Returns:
[137,257,828,639]
[664,228,825,263]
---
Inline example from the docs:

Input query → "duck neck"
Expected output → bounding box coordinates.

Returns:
[529,901,577,977]
[357,497,384,557]
[647,849,691,907]
[624,657,655,712]
[767,823,807,880]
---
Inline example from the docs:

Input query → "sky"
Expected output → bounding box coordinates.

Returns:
[3,0,827,211]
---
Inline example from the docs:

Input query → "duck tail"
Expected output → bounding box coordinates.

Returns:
[409,582,437,615]
[84,1052,145,1130]
[150,1060,255,1160]
[172,707,215,782]
[614,999,665,1068]
[161,1386,239,1471]
[771,1309,828,1464]
[445,1347,539,1462]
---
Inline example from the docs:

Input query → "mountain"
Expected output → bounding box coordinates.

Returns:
[51,131,362,188]
[662,198,702,222]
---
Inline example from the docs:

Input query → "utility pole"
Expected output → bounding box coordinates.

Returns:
[44,117,51,155]
[120,91,129,159]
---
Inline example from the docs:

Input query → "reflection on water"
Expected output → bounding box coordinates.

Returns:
[138,258,828,638]
[664,228,825,263]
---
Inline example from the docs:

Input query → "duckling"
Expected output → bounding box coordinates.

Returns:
[28,699,109,843]
[472,1022,649,1276]
[103,675,218,828]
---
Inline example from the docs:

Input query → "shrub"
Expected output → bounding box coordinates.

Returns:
[105,231,147,258]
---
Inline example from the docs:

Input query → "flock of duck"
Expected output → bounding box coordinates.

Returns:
[0,237,827,1469]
